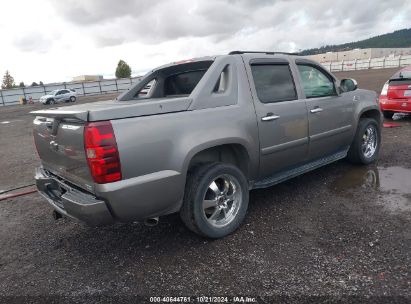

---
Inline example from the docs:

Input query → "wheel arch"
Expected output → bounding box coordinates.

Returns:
[183,142,253,181]
[359,108,382,125]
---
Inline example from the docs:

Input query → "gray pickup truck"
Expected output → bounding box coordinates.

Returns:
[32,51,381,238]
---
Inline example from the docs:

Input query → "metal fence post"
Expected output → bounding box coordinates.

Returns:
[22,87,27,101]
[82,82,85,96]
[43,85,47,94]
[98,81,102,94]
[382,56,386,68]
[398,55,402,67]
[354,59,357,70]
[341,60,344,71]
[115,79,119,92]
[0,90,4,106]
[368,58,371,69]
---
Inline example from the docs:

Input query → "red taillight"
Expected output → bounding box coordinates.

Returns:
[84,121,122,184]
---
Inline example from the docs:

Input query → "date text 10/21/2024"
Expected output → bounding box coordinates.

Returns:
[149,296,257,303]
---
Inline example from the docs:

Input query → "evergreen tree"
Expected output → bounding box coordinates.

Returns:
[19,82,25,88]
[39,81,44,86]
[2,70,15,89]
[301,28,411,56]
[31,82,38,87]
[115,60,132,78]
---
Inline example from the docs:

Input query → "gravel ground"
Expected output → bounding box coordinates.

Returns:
[0,70,410,303]
[334,67,401,93]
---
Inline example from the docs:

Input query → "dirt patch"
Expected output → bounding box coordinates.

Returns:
[334,67,401,93]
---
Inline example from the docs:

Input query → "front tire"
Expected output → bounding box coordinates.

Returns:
[383,111,394,119]
[347,118,381,165]
[70,96,76,102]
[180,162,249,238]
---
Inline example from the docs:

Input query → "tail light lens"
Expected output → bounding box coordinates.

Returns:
[380,82,389,96]
[84,121,122,184]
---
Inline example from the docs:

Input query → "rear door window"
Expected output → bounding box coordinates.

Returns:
[250,64,297,103]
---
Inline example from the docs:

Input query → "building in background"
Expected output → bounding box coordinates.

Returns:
[308,48,411,63]
[72,75,104,82]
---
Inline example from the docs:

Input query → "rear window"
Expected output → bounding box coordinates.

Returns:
[164,70,207,96]
[131,60,213,100]
[389,79,411,86]
[389,68,411,84]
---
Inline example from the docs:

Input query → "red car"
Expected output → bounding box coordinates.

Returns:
[379,65,411,119]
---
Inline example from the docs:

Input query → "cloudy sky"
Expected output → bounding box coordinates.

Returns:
[1,0,410,84]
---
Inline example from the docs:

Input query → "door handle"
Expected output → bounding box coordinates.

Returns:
[261,113,280,121]
[353,95,359,101]
[310,107,323,114]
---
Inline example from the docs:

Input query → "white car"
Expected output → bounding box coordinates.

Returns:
[39,89,77,105]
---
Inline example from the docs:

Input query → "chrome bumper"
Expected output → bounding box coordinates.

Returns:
[35,167,114,226]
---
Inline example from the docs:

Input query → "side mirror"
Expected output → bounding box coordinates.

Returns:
[340,78,358,92]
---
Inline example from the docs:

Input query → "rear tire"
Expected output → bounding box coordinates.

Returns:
[383,111,394,119]
[347,118,380,165]
[180,162,249,238]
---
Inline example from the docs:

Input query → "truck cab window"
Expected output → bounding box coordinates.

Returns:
[251,64,297,103]
[297,65,336,98]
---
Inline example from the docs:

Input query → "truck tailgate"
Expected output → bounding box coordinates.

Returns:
[31,97,193,192]
[33,116,94,193]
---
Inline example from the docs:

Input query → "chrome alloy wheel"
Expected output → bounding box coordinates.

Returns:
[202,174,242,228]
[362,125,378,158]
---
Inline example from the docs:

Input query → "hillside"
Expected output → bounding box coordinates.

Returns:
[301,28,411,55]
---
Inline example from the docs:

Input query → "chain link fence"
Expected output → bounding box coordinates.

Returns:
[0,77,142,106]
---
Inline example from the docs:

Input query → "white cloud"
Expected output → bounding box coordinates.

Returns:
[0,0,409,84]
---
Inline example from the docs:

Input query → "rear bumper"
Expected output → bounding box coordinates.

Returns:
[35,166,185,225]
[380,97,411,113]
[35,167,114,226]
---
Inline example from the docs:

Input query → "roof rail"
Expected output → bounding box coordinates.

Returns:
[228,51,300,56]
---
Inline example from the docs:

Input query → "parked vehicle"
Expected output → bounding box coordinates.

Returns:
[39,89,77,105]
[379,65,411,119]
[32,51,382,238]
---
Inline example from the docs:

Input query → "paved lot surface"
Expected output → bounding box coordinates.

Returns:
[334,67,400,93]
[0,70,410,303]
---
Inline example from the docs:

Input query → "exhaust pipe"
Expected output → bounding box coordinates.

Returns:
[144,217,159,227]
[52,210,63,220]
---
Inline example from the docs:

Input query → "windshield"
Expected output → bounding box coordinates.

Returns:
[398,71,411,79]
[50,90,59,95]
[390,68,411,80]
